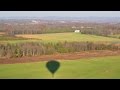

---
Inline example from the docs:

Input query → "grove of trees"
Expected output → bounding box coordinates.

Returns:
[0,42,119,58]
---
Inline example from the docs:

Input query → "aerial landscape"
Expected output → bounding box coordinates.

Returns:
[0,11,120,79]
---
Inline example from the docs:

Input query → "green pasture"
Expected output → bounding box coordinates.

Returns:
[16,33,120,43]
[0,56,120,79]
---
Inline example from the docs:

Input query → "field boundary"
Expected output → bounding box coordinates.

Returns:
[0,50,120,64]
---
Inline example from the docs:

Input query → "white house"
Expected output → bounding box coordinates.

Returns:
[31,20,39,24]
[74,30,80,33]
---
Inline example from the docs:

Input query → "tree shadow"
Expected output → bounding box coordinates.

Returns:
[46,60,60,78]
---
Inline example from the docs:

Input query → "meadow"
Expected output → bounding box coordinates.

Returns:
[0,32,120,44]
[0,56,120,79]
[16,33,120,43]
[109,34,120,39]
[0,35,40,44]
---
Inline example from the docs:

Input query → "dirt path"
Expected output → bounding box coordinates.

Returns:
[0,50,120,64]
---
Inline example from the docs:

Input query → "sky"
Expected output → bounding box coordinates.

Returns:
[0,11,120,17]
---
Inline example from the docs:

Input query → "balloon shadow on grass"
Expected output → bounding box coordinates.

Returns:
[46,60,60,78]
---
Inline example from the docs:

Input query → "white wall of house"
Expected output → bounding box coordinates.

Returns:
[74,30,80,33]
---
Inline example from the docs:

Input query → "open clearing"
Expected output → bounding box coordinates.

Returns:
[0,32,5,35]
[109,34,120,39]
[0,35,40,44]
[1,32,120,44]
[16,33,120,43]
[0,32,120,79]
[0,55,120,79]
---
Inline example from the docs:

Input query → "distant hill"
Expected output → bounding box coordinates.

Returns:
[0,16,120,23]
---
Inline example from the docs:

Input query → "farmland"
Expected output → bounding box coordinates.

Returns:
[109,34,120,39]
[0,17,120,79]
[1,32,120,44]
[16,32,120,43]
[0,56,120,79]
[0,35,41,44]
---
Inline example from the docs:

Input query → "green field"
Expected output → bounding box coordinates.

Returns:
[16,33,120,43]
[0,39,41,44]
[0,56,120,79]
[0,35,40,44]
[109,34,120,39]
[0,33,120,44]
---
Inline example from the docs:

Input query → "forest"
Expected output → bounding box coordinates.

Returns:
[0,41,119,58]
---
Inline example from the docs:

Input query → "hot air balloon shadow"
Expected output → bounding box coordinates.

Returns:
[46,60,60,78]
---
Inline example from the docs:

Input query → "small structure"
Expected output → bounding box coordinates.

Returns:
[74,30,80,33]
[72,26,76,29]
[31,20,39,24]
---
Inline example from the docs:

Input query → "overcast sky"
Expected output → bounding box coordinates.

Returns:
[0,11,120,17]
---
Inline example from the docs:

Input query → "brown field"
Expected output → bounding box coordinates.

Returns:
[0,50,120,64]
[0,32,5,35]
[0,32,5,34]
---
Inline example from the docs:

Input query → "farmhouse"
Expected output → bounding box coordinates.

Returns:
[30,20,39,24]
[74,30,80,33]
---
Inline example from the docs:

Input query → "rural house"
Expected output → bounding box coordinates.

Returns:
[74,30,80,33]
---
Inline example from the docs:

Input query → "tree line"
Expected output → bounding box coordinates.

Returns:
[0,41,119,58]
[4,24,74,36]
[0,22,119,37]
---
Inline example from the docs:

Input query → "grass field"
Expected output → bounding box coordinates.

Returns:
[0,35,40,44]
[0,33,120,44]
[1,39,41,44]
[109,34,120,39]
[16,33,120,43]
[0,55,120,79]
